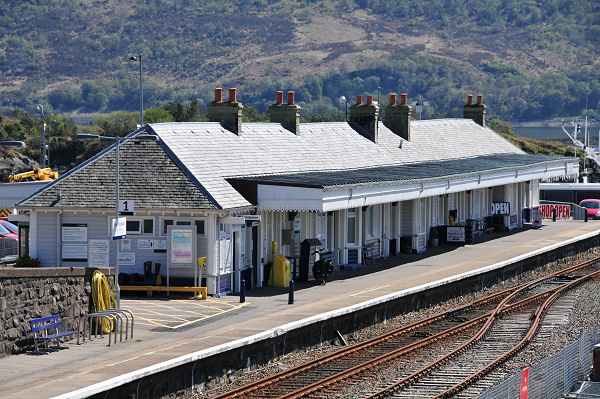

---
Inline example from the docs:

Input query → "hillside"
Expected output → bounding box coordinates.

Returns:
[1,0,599,120]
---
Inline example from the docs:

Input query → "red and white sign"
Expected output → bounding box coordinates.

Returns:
[520,367,530,399]
[539,204,570,219]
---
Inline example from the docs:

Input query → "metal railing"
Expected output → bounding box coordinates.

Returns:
[78,309,134,346]
[477,329,600,399]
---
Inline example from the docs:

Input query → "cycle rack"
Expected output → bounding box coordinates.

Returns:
[78,309,134,346]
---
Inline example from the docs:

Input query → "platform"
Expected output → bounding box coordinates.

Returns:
[1,220,600,399]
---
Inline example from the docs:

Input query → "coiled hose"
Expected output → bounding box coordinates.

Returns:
[91,270,117,333]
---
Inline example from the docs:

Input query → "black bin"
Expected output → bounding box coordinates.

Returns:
[299,238,322,282]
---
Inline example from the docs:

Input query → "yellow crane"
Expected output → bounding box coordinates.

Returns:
[9,168,58,183]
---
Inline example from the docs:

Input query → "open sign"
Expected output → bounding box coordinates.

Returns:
[539,204,570,219]
[491,202,510,215]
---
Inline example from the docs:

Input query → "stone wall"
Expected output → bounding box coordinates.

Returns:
[0,267,113,357]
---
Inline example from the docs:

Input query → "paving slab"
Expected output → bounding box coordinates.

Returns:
[1,220,599,399]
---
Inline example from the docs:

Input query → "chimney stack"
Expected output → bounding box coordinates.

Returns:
[463,93,486,126]
[384,93,412,140]
[349,94,379,141]
[208,87,244,134]
[268,90,302,134]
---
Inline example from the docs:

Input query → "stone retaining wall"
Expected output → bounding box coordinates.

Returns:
[0,267,113,357]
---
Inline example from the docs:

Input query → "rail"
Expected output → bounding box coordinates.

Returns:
[77,309,134,346]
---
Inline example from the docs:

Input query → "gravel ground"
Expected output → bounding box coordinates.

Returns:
[200,252,600,398]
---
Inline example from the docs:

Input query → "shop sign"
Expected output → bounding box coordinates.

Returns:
[491,202,510,215]
[539,204,570,219]
[447,226,465,242]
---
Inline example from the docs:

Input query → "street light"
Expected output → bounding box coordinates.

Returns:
[339,96,348,121]
[76,133,158,308]
[128,54,143,127]
[36,104,47,168]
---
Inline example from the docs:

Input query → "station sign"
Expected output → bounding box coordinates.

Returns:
[118,199,134,215]
[539,204,570,219]
[491,202,510,215]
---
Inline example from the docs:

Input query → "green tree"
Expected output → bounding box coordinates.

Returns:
[144,107,175,123]
[95,111,138,137]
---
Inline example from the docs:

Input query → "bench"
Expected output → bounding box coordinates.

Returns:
[30,314,77,353]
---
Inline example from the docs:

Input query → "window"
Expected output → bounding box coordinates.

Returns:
[347,208,356,244]
[111,217,154,236]
[126,220,141,234]
[161,218,206,237]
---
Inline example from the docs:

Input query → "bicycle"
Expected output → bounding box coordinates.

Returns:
[312,249,334,285]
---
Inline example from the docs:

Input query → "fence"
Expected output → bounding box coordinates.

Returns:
[0,237,17,258]
[477,329,600,399]
[539,200,587,220]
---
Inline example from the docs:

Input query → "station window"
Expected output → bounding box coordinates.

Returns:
[111,218,154,236]
[347,208,356,244]
[161,218,206,237]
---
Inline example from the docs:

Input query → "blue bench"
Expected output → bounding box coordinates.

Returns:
[30,314,77,353]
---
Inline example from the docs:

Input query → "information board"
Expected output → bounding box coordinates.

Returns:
[62,224,87,242]
[447,226,465,242]
[88,239,109,268]
[62,243,88,262]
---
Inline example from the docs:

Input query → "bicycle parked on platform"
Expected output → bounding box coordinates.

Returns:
[312,249,334,285]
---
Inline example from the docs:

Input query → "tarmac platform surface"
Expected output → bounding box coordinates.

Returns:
[2,220,600,399]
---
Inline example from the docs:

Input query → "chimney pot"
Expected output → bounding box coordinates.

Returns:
[400,93,407,105]
[228,88,237,103]
[356,95,363,105]
[367,95,373,105]
[467,94,473,105]
[389,94,397,105]
[214,88,223,102]
[477,94,483,105]
[276,91,284,105]
[287,91,295,105]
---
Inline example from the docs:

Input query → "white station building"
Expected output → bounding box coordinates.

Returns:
[13,90,579,295]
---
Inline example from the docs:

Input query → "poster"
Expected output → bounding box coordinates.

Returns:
[62,243,88,261]
[62,224,87,242]
[137,239,153,249]
[88,239,109,268]
[171,228,193,263]
[153,239,167,250]
[120,239,131,251]
[447,226,465,242]
[112,217,126,240]
[117,252,135,266]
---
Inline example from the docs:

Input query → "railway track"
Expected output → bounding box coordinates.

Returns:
[212,256,600,399]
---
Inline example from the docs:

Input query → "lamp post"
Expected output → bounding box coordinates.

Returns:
[36,105,46,168]
[128,54,143,126]
[76,133,158,308]
[339,96,348,121]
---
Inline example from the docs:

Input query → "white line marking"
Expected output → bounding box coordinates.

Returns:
[349,285,391,297]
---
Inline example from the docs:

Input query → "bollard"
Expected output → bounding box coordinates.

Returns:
[585,211,589,222]
[552,207,557,222]
[240,279,245,303]
[288,280,294,304]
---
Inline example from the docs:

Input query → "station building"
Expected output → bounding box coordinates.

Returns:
[13,90,579,295]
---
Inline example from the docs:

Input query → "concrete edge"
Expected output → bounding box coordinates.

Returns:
[52,226,600,399]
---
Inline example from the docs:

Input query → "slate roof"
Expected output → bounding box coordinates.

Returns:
[148,119,527,209]
[19,138,217,209]
[228,154,572,189]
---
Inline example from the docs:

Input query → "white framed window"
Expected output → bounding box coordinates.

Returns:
[347,208,357,244]
[161,218,206,237]
[110,217,154,236]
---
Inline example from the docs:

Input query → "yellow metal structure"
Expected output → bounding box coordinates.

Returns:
[9,168,58,183]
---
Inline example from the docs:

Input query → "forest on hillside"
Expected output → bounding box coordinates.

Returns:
[0,0,599,120]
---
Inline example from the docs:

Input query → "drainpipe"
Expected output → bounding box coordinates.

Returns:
[56,211,62,267]
[216,215,221,298]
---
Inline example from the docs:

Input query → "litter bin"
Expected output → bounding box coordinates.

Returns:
[299,238,322,282]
